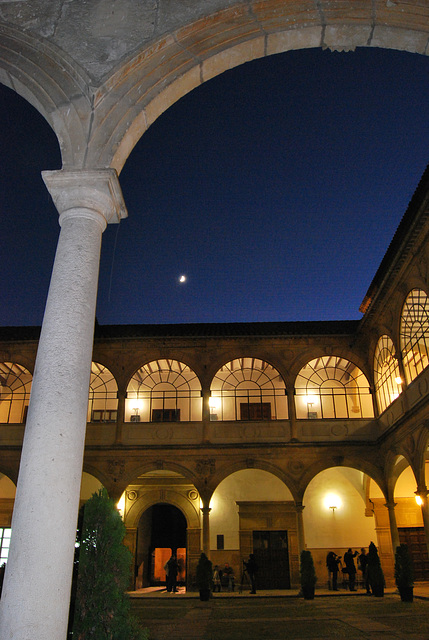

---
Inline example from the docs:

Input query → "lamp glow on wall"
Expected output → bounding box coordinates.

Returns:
[116,492,125,519]
[324,493,342,513]
[415,495,423,506]
[209,397,220,413]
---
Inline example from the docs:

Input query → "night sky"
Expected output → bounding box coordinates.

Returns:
[1,47,429,327]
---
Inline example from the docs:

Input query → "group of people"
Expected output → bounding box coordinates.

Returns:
[213,554,258,594]
[165,553,258,594]
[326,548,371,592]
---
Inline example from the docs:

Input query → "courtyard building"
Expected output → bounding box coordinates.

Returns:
[1,2,429,639]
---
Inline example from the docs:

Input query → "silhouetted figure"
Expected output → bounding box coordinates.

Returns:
[344,548,359,591]
[165,554,179,593]
[244,554,258,594]
[326,551,341,591]
[358,548,370,593]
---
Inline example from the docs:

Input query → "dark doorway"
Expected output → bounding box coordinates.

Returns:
[252,530,290,589]
[136,504,187,587]
[399,527,429,580]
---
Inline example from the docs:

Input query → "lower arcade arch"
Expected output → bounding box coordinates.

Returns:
[371,459,429,581]
[134,504,187,588]
[121,470,201,590]
[303,467,379,587]
[210,469,296,589]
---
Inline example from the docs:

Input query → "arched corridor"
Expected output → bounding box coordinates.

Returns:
[2,3,429,640]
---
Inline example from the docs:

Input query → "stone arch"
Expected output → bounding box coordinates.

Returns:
[2,4,429,172]
[211,458,299,499]
[124,488,200,530]
[210,356,288,422]
[294,354,374,420]
[0,25,91,168]
[210,467,298,589]
[126,358,202,423]
[92,3,429,172]
[297,455,386,502]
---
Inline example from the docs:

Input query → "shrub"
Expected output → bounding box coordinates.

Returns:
[71,488,148,640]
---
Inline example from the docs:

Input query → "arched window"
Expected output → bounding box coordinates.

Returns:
[400,288,429,384]
[295,356,373,419]
[88,362,118,422]
[210,357,288,421]
[126,359,202,422]
[0,362,32,423]
[374,335,402,414]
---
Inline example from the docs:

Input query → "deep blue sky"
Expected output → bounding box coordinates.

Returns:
[1,47,429,326]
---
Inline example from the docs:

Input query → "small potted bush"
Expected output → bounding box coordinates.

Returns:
[367,542,384,597]
[196,552,213,601]
[300,549,317,600]
[395,543,414,602]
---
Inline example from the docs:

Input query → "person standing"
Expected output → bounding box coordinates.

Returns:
[165,553,179,593]
[326,551,341,591]
[212,565,221,592]
[244,553,258,594]
[344,548,359,591]
[358,548,370,593]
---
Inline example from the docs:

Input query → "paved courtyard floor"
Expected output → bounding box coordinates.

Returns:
[130,585,429,640]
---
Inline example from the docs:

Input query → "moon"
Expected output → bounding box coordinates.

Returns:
[179,275,187,283]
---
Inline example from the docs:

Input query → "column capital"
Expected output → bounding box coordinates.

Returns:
[384,500,397,510]
[200,506,212,515]
[415,485,429,498]
[42,168,128,226]
[295,502,305,513]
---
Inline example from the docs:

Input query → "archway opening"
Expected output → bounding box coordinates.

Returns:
[136,503,187,589]
[391,461,429,581]
[303,467,378,587]
[211,469,293,589]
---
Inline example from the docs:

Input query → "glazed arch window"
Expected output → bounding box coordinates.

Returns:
[374,335,403,414]
[0,362,32,423]
[126,359,202,422]
[400,289,429,384]
[209,358,288,421]
[295,356,373,419]
[88,362,118,422]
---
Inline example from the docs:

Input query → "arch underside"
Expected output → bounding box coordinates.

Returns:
[0,2,428,169]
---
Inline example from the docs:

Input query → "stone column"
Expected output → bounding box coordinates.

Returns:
[202,388,211,443]
[384,500,400,554]
[295,502,306,556]
[115,389,126,444]
[0,170,127,640]
[288,389,298,441]
[201,505,211,558]
[415,486,429,559]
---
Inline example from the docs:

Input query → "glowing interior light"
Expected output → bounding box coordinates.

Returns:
[415,495,423,506]
[395,376,403,385]
[305,394,318,405]
[209,397,220,411]
[131,399,144,414]
[324,493,342,512]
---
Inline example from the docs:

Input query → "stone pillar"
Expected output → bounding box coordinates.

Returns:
[0,170,127,640]
[202,388,211,443]
[384,500,400,554]
[415,486,429,559]
[295,502,306,556]
[201,505,211,558]
[288,390,298,441]
[115,389,126,444]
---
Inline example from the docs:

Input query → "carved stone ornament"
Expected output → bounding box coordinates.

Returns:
[196,459,215,476]
[107,459,125,478]
[287,460,304,475]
